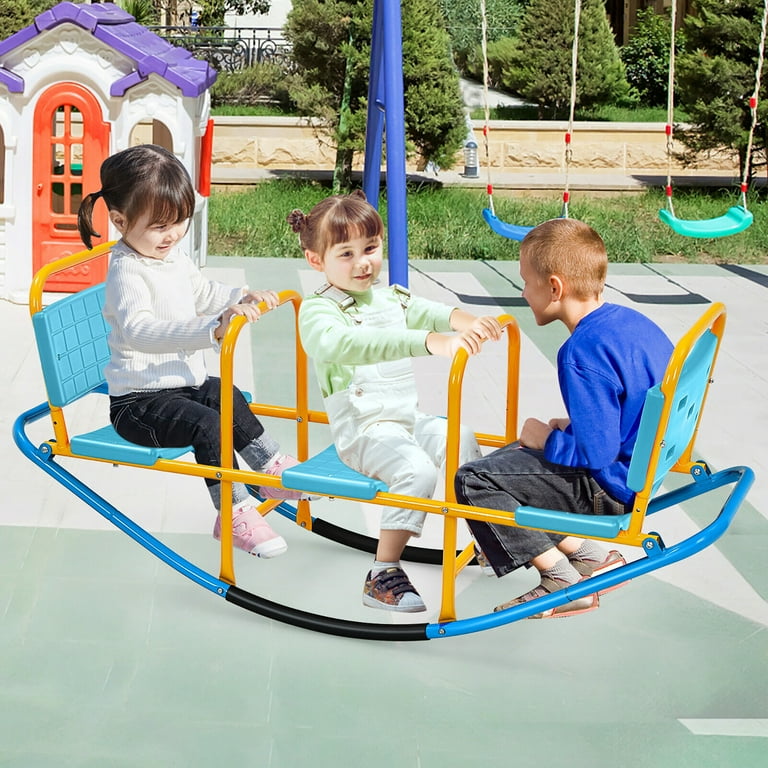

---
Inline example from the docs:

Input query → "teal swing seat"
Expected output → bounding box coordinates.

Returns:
[659,205,754,239]
[656,0,765,242]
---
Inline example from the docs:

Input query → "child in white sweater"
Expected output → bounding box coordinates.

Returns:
[78,144,298,558]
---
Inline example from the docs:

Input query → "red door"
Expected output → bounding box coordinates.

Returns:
[33,83,110,291]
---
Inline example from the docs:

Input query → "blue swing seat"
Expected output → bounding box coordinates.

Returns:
[482,208,535,241]
[659,205,753,239]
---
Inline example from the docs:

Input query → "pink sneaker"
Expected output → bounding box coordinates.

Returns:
[213,501,287,558]
[259,453,305,501]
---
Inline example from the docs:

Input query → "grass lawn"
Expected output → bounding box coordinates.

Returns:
[208,179,768,264]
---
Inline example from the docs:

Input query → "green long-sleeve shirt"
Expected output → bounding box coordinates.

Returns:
[298,285,455,398]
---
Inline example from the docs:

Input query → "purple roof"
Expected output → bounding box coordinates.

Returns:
[0,1,216,96]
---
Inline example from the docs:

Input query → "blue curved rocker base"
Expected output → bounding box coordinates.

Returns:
[659,206,753,239]
[483,208,535,241]
[13,400,754,641]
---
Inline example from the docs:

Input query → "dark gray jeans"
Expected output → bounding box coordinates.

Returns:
[454,442,630,577]
[109,376,264,487]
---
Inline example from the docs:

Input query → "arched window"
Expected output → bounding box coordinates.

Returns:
[129,119,173,151]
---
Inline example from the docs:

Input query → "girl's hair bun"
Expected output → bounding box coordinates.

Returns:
[286,209,306,233]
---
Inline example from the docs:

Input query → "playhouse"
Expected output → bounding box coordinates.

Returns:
[0,1,217,302]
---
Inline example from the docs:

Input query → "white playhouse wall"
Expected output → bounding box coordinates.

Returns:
[0,21,211,303]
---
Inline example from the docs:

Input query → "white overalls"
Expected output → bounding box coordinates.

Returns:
[320,284,482,535]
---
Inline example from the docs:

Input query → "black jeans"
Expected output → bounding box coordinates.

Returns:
[455,442,631,577]
[110,377,264,486]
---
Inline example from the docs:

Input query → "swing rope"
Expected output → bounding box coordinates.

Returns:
[478,0,534,241]
[480,1,582,239]
[561,0,582,219]
[661,0,766,237]
[662,0,678,219]
[480,0,495,218]
[741,0,768,206]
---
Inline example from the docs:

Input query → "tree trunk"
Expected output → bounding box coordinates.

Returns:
[333,34,355,194]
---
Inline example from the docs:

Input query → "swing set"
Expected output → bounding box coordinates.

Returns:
[13,2,754,640]
[480,0,766,242]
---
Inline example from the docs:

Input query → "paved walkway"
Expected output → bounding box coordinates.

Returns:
[2,257,766,767]
[459,77,528,109]
[3,15,764,760]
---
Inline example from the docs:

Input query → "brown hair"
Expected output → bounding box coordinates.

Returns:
[78,144,196,249]
[287,190,384,258]
[520,218,607,299]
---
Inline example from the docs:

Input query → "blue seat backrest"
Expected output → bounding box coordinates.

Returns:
[32,283,110,408]
[627,329,718,496]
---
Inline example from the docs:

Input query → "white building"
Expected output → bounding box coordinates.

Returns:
[225,0,292,30]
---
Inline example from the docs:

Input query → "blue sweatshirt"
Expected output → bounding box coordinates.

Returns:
[544,303,674,503]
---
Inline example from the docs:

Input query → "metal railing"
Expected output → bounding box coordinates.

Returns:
[148,26,291,72]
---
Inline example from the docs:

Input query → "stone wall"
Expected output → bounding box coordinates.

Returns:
[210,116,740,188]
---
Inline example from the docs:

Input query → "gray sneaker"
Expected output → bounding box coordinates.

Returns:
[474,546,495,576]
[363,567,426,613]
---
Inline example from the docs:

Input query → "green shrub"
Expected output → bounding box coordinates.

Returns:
[503,0,631,119]
[0,0,35,35]
[621,8,673,108]
[211,63,297,112]
[465,36,517,90]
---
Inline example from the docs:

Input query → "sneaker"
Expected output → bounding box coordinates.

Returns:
[569,549,627,595]
[362,567,426,613]
[213,501,287,558]
[493,574,598,618]
[259,453,305,501]
[474,546,495,576]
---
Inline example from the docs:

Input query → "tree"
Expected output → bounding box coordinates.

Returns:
[439,0,527,72]
[620,7,672,108]
[502,0,630,119]
[119,0,159,25]
[0,0,58,38]
[403,0,467,170]
[675,0,768,178]
[285,0,466,192]
[283,0,365,191]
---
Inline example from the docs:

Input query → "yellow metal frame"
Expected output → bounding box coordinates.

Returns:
[622,301,726,540]
[28,245,727,626]
[29,244,523,622]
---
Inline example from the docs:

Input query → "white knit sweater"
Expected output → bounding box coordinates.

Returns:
[102,240,245,396]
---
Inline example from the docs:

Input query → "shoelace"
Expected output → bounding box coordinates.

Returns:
[372,568,416,598]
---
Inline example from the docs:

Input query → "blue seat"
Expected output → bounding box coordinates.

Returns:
[280,444,388,500]
[513,315,721,542]
[70,425,192,465]
[32,282,235,467]
[482,208,534,241]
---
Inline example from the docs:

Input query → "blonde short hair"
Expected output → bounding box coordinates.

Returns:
[520,218,607,299]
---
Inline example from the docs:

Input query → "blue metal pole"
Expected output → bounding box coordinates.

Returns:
[363,0,385,205]
[379,0,408,287]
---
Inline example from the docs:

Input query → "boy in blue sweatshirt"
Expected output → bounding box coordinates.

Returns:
[455,218,673,617]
